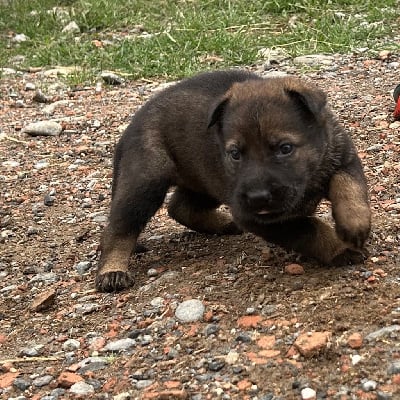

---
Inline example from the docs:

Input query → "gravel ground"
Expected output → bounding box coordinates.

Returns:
[0,51,400,400]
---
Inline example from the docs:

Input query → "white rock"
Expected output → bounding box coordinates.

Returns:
[70,381,95,395]
[25,82,36,91]
[62,21,80,34]
[23,121,62,136]
[351,354,362,365]
[2,160,20,168]
[62,338,81,351]
[175,299,205,323]
[293,54,335,66]
[301,387,316,400]
[102,338,136,352]
[225,350,239,365]
[42,100,70,116]
[12,33,29,43]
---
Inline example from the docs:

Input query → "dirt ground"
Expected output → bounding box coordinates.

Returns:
[0,53,399,400]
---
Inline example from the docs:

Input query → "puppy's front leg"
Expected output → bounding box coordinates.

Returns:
[329,163,371,249]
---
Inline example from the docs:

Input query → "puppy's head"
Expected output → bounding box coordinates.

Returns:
[208,76,331,225]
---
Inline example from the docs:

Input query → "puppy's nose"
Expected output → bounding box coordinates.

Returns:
[245,189,272,210]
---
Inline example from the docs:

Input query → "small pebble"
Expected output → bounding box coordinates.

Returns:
[365,325,400,341]
[361,379,377,392]
[348,332,363,349]
[33,90,50,103]
[74,261,92,275]
[44,194,55,206]
[225,350,239,365]
[102,338,136,352]
[24,121,62,136]
[150,297,164,307]
[351,354,362,365]
[285,263,305,275]
[70,381,95,395]
[175,299,205,323]
[20,344,44,357]
[388,361,400,375]
[62,339,81,351]
[135,380,154,389]
[13,377,31,391]
[207,359,225,372]
[101,71,124,85]
[25,82,36,91]
[147,268,159,277]
[205,324,219,336]
[235,333,252,343]
[301,387,316,400]
[32,374,53,387]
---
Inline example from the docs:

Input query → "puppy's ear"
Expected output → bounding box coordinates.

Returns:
[284,81,327,119]
[208,95,230,129]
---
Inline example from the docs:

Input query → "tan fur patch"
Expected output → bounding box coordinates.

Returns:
[329,172,371,248]
[98,235,137,275]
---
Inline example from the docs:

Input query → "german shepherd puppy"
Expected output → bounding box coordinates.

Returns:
[95,70,371,292]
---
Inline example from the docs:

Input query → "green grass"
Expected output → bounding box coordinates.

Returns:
[0,0,399,82]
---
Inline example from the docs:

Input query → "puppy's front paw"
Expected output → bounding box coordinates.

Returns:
[334,204,371,248]
[95,271,134,292]
[331,247,366,266]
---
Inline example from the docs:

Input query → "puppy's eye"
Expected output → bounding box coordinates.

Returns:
[229,147,241,161]
[278,143,294,156]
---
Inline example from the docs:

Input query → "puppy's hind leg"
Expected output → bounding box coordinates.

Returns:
[96,170,171,292]
[168,187,241,235]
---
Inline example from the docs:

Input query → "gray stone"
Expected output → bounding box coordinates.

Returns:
[175,299,205,323]
[365,325,400,341]
[32,374,53,387]
[361,380,377,392]
[207,359,225,372]
[102,338,136,352]
[293,54,335,66]
[20,344,44,357]
[101,71,124,85]
[23,121,62,137]
[78,356,109,373]
[75,261,92,275]
[29,272,58,284]
[150,296,164,307]
[44,194,55,206]
[50,388,66,398]
[33,90,50,103]
[74,303,99,314]
[135,380,153,389]
[42,100,70,116]
[388,361,400,375]
[147,268,159,277]
[204,324,219,336]
[62,338,81,351]
[13,377,31,390]
[70,381,95,395]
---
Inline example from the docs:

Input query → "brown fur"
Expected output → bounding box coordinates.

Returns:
[95,70,371,292]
